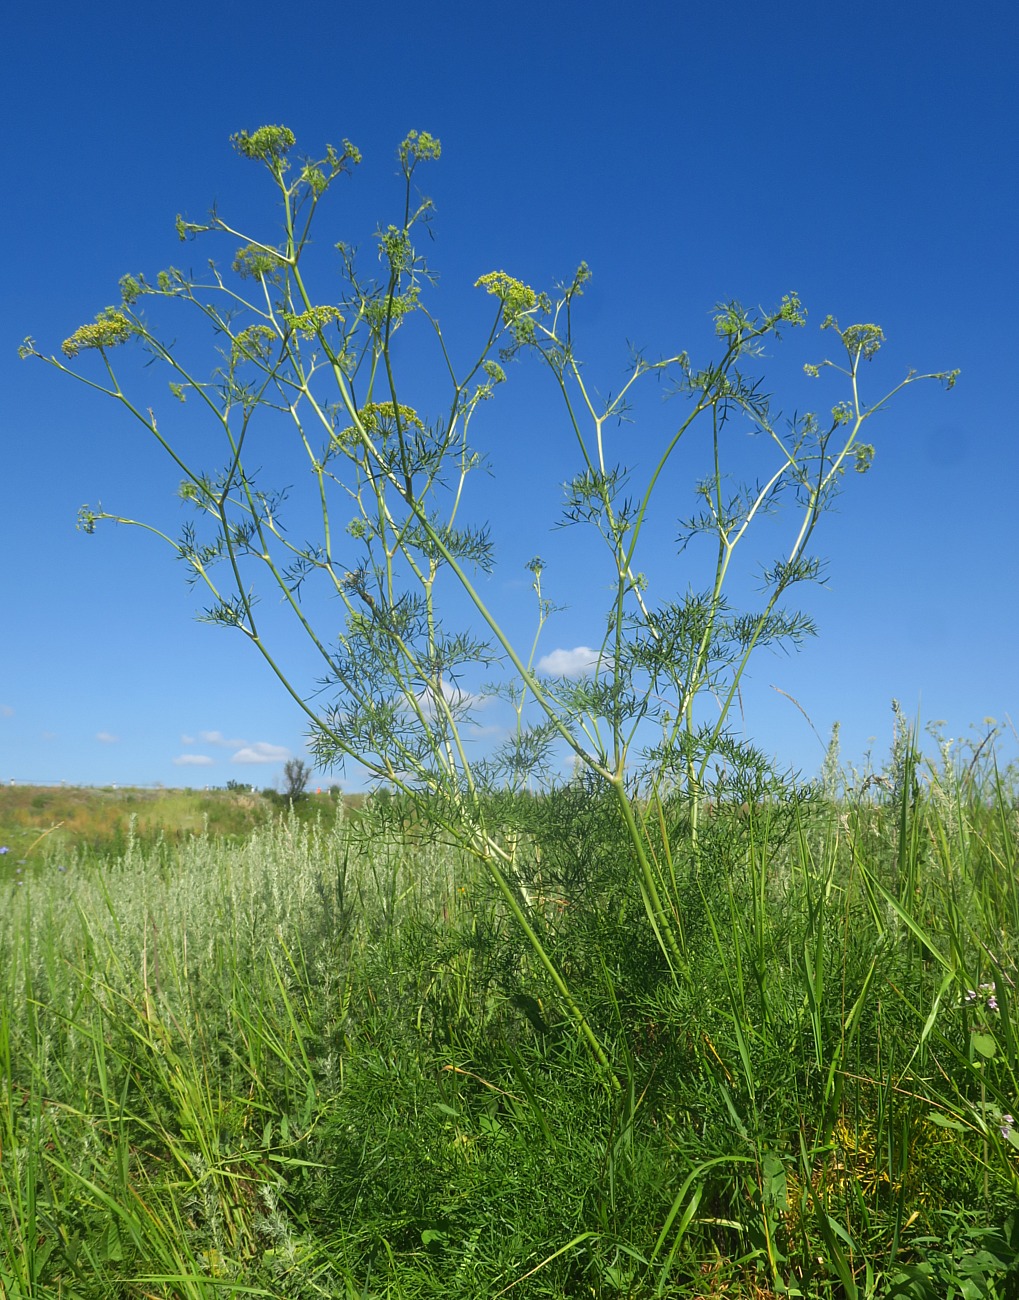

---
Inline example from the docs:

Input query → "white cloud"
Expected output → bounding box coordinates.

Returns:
[200,730,247,748]
[96,731,119,744]
[0,704,13,718]
[407,679,493,721]
[190,728,291,765]
[173,753,214,766]
[468,723,504,739]
[232,742,290,765]
[537,646,603,678]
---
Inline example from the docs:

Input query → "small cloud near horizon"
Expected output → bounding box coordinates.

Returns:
[0,704,13,718]
[232,742,290,764]
[201,730,247,748]
[173,753,215,766]
[96,731,119,744]
[537,646,602,678]
[181,728,290,765]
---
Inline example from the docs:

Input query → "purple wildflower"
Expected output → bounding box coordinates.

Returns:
[964,983,1001,1014]
[0,846,9,855]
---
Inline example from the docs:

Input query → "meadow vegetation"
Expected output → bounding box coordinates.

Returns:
[2,729,1019,1298]
[0,783,350,860]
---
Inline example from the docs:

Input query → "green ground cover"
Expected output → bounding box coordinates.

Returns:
[2,747,1019,1298]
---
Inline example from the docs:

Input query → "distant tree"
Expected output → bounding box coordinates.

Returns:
[282,758,312,801]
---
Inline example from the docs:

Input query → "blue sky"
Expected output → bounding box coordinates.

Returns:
[2,1,1017,790]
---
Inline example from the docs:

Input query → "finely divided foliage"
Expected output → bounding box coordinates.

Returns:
[22,127,959,1086]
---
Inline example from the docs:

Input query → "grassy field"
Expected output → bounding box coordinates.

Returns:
[0,783,359,860]
[2,753,1019,1297]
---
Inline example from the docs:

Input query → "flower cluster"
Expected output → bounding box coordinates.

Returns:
[965,982,1000,1013]
[61,308,133,358]
[232,243,286,281]
[281,306,344,339]
[231,125,296,167]
[474,271,540,323]
[231,324,278,366]
[399,130,441,166]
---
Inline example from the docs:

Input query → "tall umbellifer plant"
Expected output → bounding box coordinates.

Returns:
[21,125,957,1084]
